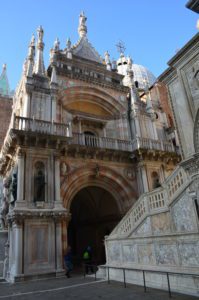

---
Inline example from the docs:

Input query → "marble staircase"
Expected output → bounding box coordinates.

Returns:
[101,163,199,296]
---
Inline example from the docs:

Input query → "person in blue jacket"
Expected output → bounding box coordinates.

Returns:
[64,246,73,278]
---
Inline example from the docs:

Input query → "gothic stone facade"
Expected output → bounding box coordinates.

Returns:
[0,14,180,282]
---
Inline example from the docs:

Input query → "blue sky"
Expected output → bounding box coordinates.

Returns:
[0,0,198,90]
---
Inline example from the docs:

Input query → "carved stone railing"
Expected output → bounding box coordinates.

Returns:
[71,132,133,152]
[132,136,175,153]
[110,166,188,238]
[11,116,176,154]
[13,116,70,137]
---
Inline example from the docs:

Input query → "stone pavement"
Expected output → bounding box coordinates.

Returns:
[0,274,197,300]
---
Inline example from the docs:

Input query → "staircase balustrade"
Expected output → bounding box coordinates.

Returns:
[110,166,188,238]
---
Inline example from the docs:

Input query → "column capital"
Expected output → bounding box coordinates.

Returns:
[17,148,25,158]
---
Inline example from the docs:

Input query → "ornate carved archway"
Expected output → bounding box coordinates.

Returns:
[61,165,136,264]
[61,165,136,214]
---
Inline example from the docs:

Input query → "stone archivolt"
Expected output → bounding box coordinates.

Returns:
[61,164,136,214]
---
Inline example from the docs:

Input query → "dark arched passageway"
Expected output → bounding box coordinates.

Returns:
[68,186,121,266]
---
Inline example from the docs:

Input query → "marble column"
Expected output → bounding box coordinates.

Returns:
[16,151,25,208]
[13,223,23,276]
[54,156,62,208]
[55,222,64,272]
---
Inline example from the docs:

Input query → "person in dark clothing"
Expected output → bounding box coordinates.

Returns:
[64,246,73,278]
[83,246,94,274]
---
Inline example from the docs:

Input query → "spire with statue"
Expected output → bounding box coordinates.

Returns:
[34,25,45,76]
[78,11,87,38]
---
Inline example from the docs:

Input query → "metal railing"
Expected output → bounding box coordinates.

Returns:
[103,265,199,298]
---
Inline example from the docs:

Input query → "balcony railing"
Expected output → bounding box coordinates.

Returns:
[13,115,70,137]
[132,136,174,153]
[71,132,133,152]
[11,116,176,154]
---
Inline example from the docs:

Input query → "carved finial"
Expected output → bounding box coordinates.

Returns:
[104,51,111,71]
[111,59,117,70]
[0,63,10,96]
[30,34,35,47]
[34,25,45,76]
[126,56,134,79]
[28,35,35,58]
[51,65,57,84]
[144,77,155,117]
[66,38,71,50]
[37,25,44,43]
[26,34,35,77]
[127,56,133,68]
[66,38,72,59]
[23,58,28,75]
[54,38,60,51]
[78,11,87,38]
[104,51,110,64]
[143,77,150,92]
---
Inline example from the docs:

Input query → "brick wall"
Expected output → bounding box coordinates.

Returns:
[0,95,12,148]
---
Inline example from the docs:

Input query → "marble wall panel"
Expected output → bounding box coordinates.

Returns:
[24,220,55,274]
[178,241,199,267]
[172,194,197,232]
[122,244,137,263]
[155,243,178,266]
[107,241,121,264]
[137,243,155,265]
[151,212,171,234]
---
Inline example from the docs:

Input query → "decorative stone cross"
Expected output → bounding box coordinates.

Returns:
[116,40,126,55]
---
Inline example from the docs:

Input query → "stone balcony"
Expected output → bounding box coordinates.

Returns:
[0,115,178,169]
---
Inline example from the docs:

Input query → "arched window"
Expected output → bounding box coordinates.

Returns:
[151,171,161,189]
[34,161,45,202]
